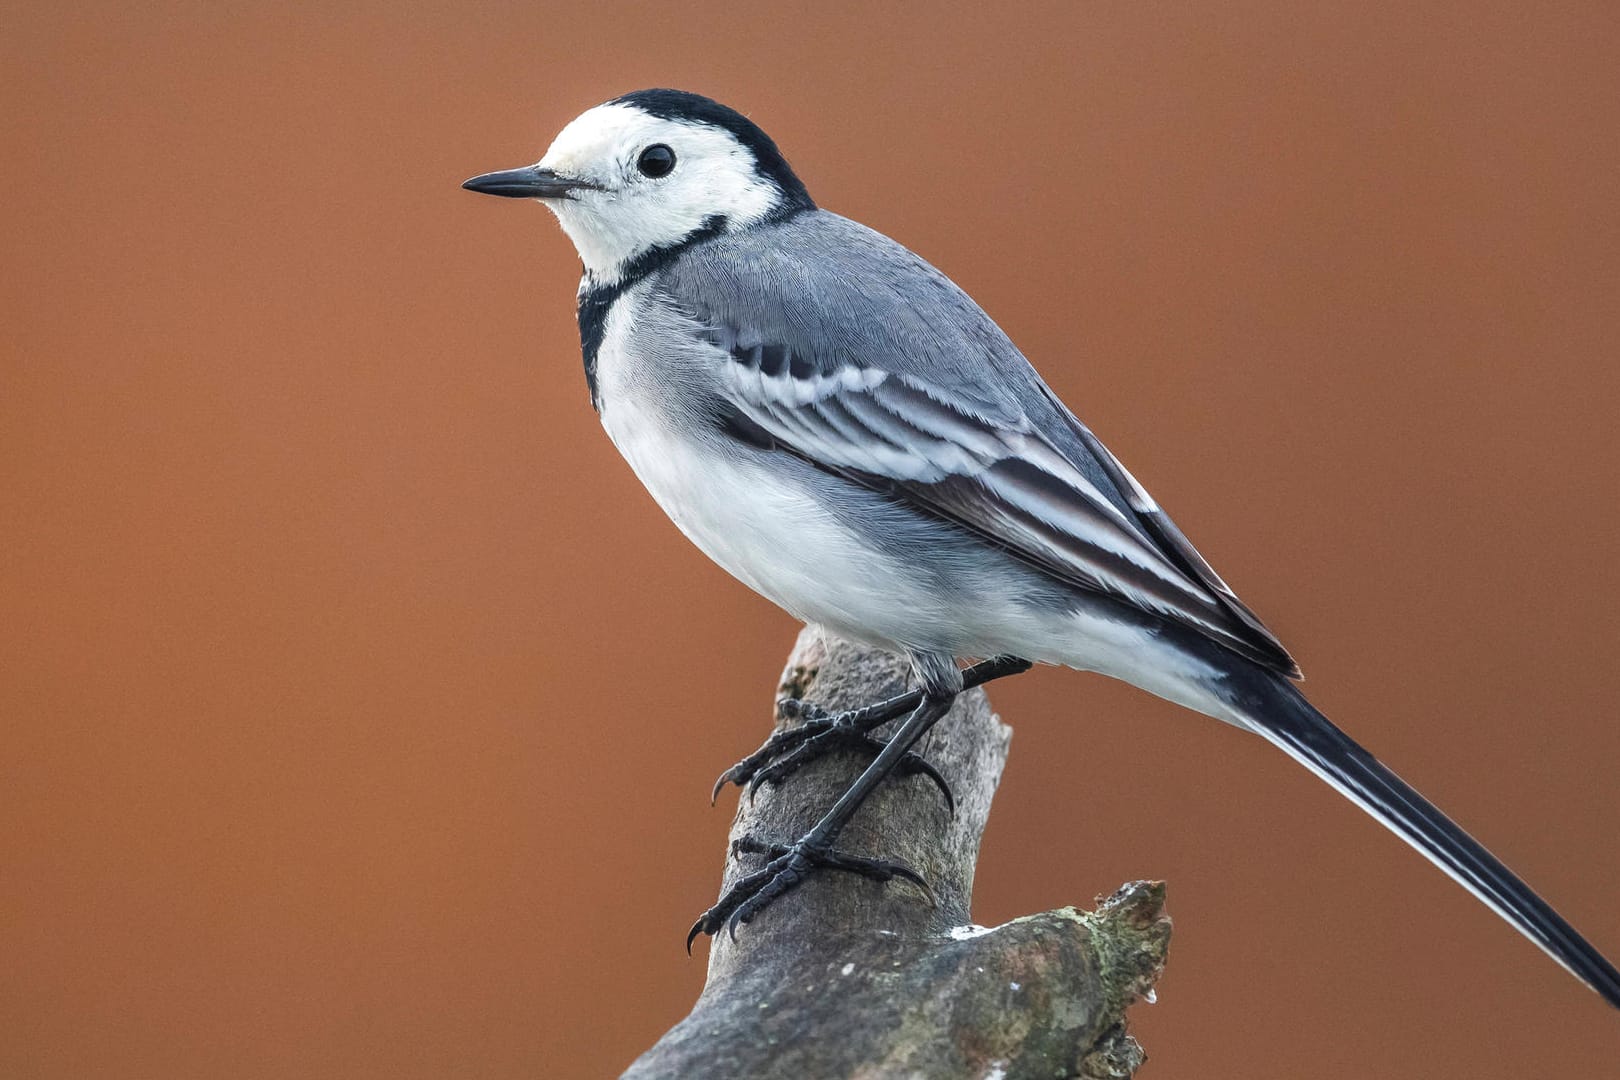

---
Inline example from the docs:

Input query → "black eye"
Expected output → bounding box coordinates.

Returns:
[636,144,676,178]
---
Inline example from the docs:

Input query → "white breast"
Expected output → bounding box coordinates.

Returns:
[591,294,921,648]
[600,394,927,644]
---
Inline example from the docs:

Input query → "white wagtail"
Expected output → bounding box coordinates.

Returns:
[463,89,1619,1005]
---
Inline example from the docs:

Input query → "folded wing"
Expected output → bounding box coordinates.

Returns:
[705,326,1300,676]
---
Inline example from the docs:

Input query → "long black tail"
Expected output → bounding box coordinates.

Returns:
[1222,667,1620,1008]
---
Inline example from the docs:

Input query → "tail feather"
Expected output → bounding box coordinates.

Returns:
[1224,669,1620,1009]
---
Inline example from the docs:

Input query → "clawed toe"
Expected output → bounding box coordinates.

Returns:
[709,722,819,803]
[689,657,1034,952]
[741,730,955,813]
[895,752,955,815]
[732,836,935,901]
[686,834,935,950]
[712,701,956,812]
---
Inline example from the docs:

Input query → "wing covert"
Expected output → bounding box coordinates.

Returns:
[708,328,1299,675]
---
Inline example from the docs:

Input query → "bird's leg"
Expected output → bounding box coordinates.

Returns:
[710,654,1031,808]
[688,688,959,949]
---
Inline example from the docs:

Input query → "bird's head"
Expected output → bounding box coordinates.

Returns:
[463,89,814,285]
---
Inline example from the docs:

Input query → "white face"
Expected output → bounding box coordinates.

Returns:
[529,103,782,283]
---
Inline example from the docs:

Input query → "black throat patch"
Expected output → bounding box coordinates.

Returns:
[576,214,729,410]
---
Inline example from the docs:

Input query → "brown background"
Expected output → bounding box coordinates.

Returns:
[4,2,1618,1076]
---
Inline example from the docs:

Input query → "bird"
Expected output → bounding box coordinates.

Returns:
[462,88,1619,1007]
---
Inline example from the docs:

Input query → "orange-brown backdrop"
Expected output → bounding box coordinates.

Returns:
[5,3,1618,1077]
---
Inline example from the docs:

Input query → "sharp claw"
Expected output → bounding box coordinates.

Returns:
[886,861,937,906]
[745,768,770,802]
[901,753,956,815]
[815,850,934,904]
[685,919,705,955]
[712,724,834,801]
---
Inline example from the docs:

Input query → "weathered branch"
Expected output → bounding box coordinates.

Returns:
[623,628,1170,1079]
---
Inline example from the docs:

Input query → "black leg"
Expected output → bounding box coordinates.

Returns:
[688,690,959,948]
[710,654,1032,805]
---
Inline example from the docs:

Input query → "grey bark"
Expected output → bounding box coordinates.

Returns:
[623,628,1170,1080]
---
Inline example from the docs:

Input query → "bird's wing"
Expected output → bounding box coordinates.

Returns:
[1028,380,1300,676]
[694,320,1299,677]
[657,211,1297,675]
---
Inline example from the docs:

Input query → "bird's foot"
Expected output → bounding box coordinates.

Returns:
[710,694,953,812]
[686,835,934,950]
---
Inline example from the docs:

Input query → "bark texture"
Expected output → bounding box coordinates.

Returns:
[623,629,1170,1080]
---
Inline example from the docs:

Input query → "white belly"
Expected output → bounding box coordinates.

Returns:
[598,392,921,647]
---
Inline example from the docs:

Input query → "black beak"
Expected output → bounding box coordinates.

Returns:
[461,165,600,199]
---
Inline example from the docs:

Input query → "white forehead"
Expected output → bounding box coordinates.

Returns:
[539,102,751,180]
